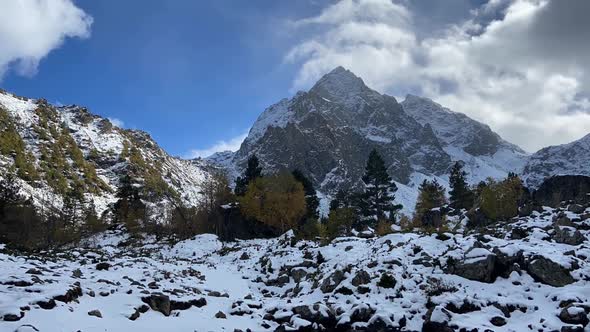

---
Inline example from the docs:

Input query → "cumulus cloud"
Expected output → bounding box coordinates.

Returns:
[186,131,249,159]
[0,0,93,79]
[286,0,590,152]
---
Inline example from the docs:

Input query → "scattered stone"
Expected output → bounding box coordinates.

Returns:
[377,273,396,289]
[25,268,42,275]
[447,251,497,283]
[239,252,249,260]
[215,311,227,319]
[87,310,102,318]
[490,316,506,326]
[96,262,111,271]
[71,269,83,278]
[290,268,307,283]
[3,312,23,321]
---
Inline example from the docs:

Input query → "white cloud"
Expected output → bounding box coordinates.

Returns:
[0,0,93,79]
[286,0,590,152]
[186,131,249,159]
[108,117,124,128]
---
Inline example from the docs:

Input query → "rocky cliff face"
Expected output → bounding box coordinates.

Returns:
[0,90,214,220]
[523,133,590,188]
[401,94,529,184]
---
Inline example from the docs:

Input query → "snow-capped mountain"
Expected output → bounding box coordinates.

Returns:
[522,133,590,188]
[214,67,531,212]
[0,90,214,219]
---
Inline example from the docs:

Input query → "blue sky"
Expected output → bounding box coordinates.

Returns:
[1,1,326,157]
[1,0,589,154]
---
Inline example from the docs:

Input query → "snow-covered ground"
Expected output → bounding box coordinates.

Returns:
[2,204,590,331]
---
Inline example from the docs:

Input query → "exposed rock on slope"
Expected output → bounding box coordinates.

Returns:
[523,133,590,188]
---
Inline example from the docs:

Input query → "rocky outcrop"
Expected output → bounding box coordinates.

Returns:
[532,175,590,207]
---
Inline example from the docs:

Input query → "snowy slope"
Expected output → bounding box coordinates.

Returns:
[0,90,214,218]
[1,203,590,331]
[401,94,529,183]
[522,133,590,188]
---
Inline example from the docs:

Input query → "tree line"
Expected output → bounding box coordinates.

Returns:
[0,146,528,251]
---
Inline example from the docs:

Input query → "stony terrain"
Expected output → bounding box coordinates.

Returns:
[2,202,590,332]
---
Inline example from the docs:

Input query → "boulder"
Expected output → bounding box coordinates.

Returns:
[142,293,171,316]
[447,251,497,283]
[422,306,453,332]
[96,262,111,271]
[351,270,371,286]
[559,305,589,326]
[88,310,102,318]
[568,204,586,214]
[526,257,575,287]
[553,226,586,245]
[320,270,345,293]
[290,268,307,283]
[215,311,227,319]
[376,273,396,288]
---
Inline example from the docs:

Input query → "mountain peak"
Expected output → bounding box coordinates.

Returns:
[309,66,377,107]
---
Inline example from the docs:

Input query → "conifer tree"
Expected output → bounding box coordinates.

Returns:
[359,149,401,225]
[292,169,319,220]
[414,179,447,220]
[234,154,263,196]
[449,161,474,210]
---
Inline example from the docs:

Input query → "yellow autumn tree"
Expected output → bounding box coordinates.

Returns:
[239,172,307,234]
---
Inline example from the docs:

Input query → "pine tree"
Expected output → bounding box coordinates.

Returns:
[359,149,401,225]
[449,161,474,211]
[234,154,263,196]
[292,169,319,221]
[414,179,447,219]
[329,189,350,211]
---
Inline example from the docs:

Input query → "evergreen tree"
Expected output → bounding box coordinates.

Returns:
[414,179,447,221]
[329,189,350,211]
[358,149,401,225]
[234,154,263,196]
[292,169,319,221]
[113,174,146,233]
[449,161,474,210]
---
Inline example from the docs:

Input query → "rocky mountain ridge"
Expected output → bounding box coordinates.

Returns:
[0,90,215,220]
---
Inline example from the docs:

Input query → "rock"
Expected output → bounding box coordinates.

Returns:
[142,293,171,316]
[96,262,111,271]
[568,204,586,214]
[87,310,102,318]
[351,270,371,286]
[490,316,506,326]
[447,251,497,283]
[290,268,307,283]
[532,175,590,207]
[71,269,83,278]
[264,275,290,287]
[377,273,396,288]
[320,270,345,293]
[350,303,375,322]
[36,299,56,310]
[562,326,585,332]
[215,311,227,319]
[3,312,23,321]
[422,306,453,332]
[554,226,586,245]
[559,305,589,326]
[239,252,249,260]
[554,213,576,227]
[25,268,42,275]
[527,257,575,287]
